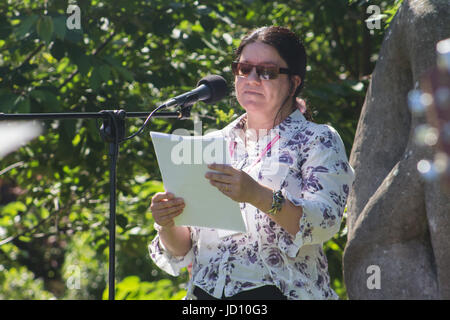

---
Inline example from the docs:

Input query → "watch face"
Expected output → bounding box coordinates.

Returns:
[274,190,284,202]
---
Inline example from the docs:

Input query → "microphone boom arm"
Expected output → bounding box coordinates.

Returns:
[0,74,226,300]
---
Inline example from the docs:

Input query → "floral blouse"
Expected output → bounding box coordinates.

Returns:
[149,108,355,300]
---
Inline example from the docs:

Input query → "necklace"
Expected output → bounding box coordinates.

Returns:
[244,117,249,149]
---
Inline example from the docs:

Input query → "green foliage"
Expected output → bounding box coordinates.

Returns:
[324,206,350,299]
[0,266,55,300]
[0,0,403,300]
[103,277,187,300]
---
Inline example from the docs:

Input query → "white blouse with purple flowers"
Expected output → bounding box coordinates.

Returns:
[149,108,355,300]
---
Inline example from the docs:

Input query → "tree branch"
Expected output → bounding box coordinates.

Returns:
[0,161,25,176]
[0,213,54,246]
[13,43,45,72]
[0,193,78,247]
[58,31,117,91]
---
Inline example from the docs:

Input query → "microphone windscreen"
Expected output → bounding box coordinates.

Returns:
[197,75,228,104]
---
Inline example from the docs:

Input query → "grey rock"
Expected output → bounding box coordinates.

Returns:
[343,0,450,299]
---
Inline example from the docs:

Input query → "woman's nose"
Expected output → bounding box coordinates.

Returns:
[247,67,261,84]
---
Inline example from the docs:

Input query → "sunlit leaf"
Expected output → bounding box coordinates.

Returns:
[36,16,54,44]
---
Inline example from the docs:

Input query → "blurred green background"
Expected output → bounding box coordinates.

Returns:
[0,0,402,299]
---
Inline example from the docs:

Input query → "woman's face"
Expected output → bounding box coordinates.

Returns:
[235,41,299,121]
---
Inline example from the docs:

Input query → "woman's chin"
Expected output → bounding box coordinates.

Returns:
[240,100,267,112]
[242,105,263,114]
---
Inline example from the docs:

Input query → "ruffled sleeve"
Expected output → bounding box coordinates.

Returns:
[278,125,355,258]
[148,224,199,276]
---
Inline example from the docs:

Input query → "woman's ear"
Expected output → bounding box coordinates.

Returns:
[290,75,302,96]
[294,75,302,91]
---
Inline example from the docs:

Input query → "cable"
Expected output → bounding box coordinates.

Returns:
[121,104,168,142]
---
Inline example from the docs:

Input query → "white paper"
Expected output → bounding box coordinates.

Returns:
[0,121,42,158]
[150,131,247,234]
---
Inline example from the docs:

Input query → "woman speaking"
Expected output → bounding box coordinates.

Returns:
[148,26,355,300]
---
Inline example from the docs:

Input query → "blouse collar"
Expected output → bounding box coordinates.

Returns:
[224,108,307,144]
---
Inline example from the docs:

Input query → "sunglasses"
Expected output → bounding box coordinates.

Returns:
[231,61,291,80]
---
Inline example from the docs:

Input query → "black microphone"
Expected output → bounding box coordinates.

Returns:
[163,75,228,108]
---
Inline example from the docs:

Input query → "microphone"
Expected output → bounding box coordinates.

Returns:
[163,75,228,108]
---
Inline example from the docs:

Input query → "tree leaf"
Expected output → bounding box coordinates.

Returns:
[98,65,111,82]
[116,214,128,229]
[15,15,38,38]
[52,16,67,40]
[50,39,66,60]
[90,67,102,90]
[36,16,54,44]
[30,89,60,111]
[14,96,31,112]
[0,90,18,112]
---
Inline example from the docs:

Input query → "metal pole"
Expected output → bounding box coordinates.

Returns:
[0,107,191,300]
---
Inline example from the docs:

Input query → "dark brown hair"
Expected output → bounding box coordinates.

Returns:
[234,26,313,122]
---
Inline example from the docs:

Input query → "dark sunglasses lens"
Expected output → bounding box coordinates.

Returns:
[231,62,239,75]
[232,62,280,80]
[257,66,278,80]
[232,62,248,76]
[238,63,253,76]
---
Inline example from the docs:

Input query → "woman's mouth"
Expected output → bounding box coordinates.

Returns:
[244,90,263,96]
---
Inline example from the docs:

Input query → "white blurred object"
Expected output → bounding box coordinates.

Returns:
[0,121,42,158]
[437,38,450,71]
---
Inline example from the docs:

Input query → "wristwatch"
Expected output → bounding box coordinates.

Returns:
[267,189,285,216]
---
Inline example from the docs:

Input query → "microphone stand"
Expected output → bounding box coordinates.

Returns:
[0,105,192,300]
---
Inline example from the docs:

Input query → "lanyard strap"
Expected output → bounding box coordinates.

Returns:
[229,133,280,170]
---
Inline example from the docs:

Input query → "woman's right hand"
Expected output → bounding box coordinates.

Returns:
[150,191,185,229]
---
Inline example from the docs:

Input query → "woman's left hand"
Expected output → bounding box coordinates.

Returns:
[205,163,259,203]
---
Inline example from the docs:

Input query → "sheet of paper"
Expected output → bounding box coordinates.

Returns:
[150,131,247,234]
[0,121,42,158]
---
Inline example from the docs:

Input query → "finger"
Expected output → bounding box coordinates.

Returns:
[158,207,184,223]
[164,203,185,215]
[209,180,231,193]
[151,200,171,211]
[152,191,175,202]
[152,200,185,212]
[151,197,184,210]
[207,163,234,174]
[220,182,232,193]
[168,207,184,219]
[164,191,175,198]
[205,172,233,184]
[151,192,165,202]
